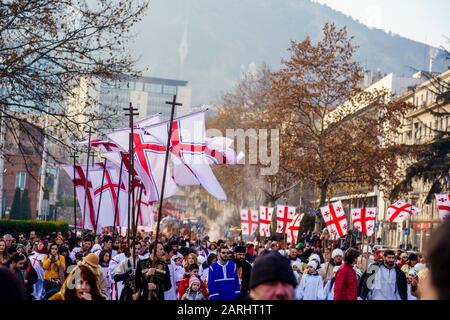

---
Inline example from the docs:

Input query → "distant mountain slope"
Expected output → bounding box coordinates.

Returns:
[130,0,447,105]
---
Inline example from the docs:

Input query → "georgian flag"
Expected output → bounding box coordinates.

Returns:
[259,206,273,237]
[62,164,98,231]
[320,201,348,240]
[387,200,420,223]
[276,205,296,234]
[107,128,179,202]
[435,194,450,221]
[351,208,376,237]
[144,111,227,200]
[286,213,303,245]
[240,209,259,235]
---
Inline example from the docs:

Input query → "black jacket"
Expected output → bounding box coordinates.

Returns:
[358,261,407,300]
[234,259,252,298]
[135,258,171,301]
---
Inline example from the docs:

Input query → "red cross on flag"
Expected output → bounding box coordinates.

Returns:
[276,205,296,234]
[387,200,420,223]
[259,206,274,237]
[286,213,304,244]
[88,163,129,232]
[351,207,377,237]
[62,165,97,231]
[240,209,259,235]
[135,185,154,229]
[320,201,348,240]
[434,194,450,221]
[107,128,179,202]
[145,111,227,200]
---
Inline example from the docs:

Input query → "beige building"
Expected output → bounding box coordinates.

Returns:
[324,69,449,250]
[385,69,450,251]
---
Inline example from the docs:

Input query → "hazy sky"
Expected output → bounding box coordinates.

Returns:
[313,0,449,48]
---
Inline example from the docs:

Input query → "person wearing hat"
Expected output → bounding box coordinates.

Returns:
[248,251,297,300]
[181,276,207,300]
[334,248,359,300]
[233,245,252,299]
[296,260,325,300]
[322,248,344,282]
[81,253,108,298]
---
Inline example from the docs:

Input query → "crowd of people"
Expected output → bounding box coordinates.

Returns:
[0,218,449,300]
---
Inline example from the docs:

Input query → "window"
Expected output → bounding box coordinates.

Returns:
[15,172,27,190]
[163,85,177,95]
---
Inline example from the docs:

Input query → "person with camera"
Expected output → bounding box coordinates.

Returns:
[42,243,66,299]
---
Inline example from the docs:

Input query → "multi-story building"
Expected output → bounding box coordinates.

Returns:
[96,75,192,132]
[385,69,450,251]
[322,71,433,249]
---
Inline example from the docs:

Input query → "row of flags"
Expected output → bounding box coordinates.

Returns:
[63,111,243,233]
[240,206,303,244]
[240,195,450,244]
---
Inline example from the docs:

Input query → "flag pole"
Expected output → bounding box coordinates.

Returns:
[149,94,181,300]
[95,158,108,235]
[112,157,124,238]
[153,94,181,250]
[132,184,144,269]
[81,128,94,229]
[71,151,78,233]
[124,103,139,248]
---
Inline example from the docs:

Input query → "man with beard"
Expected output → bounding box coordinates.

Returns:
[208,245,240,300]
[358,249,407,300]
[233,245,252,298]
[248,251,297,300]
[135,241,172,300]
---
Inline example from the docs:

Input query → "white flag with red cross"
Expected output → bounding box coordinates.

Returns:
[286,213,304,244]
[205,136,244,166]
[144,111,227,200]
[259,206,273,237]
[134,184,154,229]
[88,163,129,233]
[240,209,259,235]
[320,201,348,240]
[62,164,98,231]
[276,205,296,234]
[387,200,420,223]
[107,128,179,202]
[434,194,450,221]
[351,207,377,237]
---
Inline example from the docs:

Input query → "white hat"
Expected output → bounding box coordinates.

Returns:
[92,244,102,253]
[332,249,344,258]
[307,260,318,270]
[309,254,321,262]
[291,261,302,270]
[197,255,206,265]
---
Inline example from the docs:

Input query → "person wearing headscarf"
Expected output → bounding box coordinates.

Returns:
[295,260,325,300]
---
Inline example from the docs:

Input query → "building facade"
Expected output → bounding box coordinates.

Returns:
[324,70,449,251]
